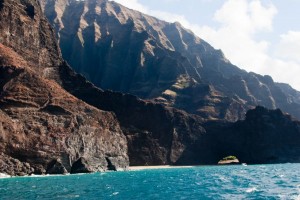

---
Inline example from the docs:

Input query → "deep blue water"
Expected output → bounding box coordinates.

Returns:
[1,164,300,199]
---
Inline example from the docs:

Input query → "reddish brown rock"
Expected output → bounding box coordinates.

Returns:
[0,0,63,82]
[0,44,129,175]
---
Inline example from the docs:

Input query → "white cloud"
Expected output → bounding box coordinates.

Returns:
[110,0,190,26]
[160,0,183,2]
[267,31,300,89]
[110,0,147,13]
[264,58,300,90]
[276,31,300,63]
[150,11,190,26]
[194,0,277,73]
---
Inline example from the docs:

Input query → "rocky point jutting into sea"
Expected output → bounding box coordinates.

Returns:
[0,0,300,176]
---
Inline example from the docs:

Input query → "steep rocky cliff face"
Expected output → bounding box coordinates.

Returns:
[59,64,207,166]
[41,0,300,121]
[0,0,130,175]
[59,63,300,165]
[0,0,210,175]
[203,106,300,164]
[0,0,62,82]
[0,44,128,175]
[59,61,300,165]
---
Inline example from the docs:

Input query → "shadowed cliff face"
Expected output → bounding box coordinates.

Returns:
[37,0,211,167]
[59,64,207,166]
[59,62,300,165]
[203,106,300,164]
[0,44,128,175]
[41,0,300,121]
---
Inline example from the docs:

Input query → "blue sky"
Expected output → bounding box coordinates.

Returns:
[111,0,300,90]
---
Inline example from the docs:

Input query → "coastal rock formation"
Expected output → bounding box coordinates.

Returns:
[203,106,300,164]
[217,156,240,165]
[97,93,206,166]
[60,61,300,165]
[0,0,129,175]
[41,0,300,121]
[60,64,207,166]
[0,44,129,175]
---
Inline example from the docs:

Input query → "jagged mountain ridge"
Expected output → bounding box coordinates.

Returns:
[41,0,300,121]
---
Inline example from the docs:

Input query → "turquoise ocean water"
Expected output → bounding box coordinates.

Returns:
[1,164,300,199]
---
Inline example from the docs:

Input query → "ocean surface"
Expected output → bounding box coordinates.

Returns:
[1,164,300,200]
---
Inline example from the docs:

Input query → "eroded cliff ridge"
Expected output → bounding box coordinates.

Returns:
[41,0,300,121]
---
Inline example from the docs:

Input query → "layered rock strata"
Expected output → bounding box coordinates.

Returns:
[0,44,128,175]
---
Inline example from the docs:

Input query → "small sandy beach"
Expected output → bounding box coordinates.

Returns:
[128,165,197,171]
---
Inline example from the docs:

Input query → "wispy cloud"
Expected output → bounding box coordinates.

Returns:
[276,31,300,63]
[194,0,300,90]
[193,0,277,74]
[110,0,189,24]
[110,0,147,13]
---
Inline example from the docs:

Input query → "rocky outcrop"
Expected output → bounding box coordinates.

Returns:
[0,44,129,175]
[217,159,240,165]
[70,157,94,173]
[42,0,300,121]
[0,153,34,176]
[203,106,300,164]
